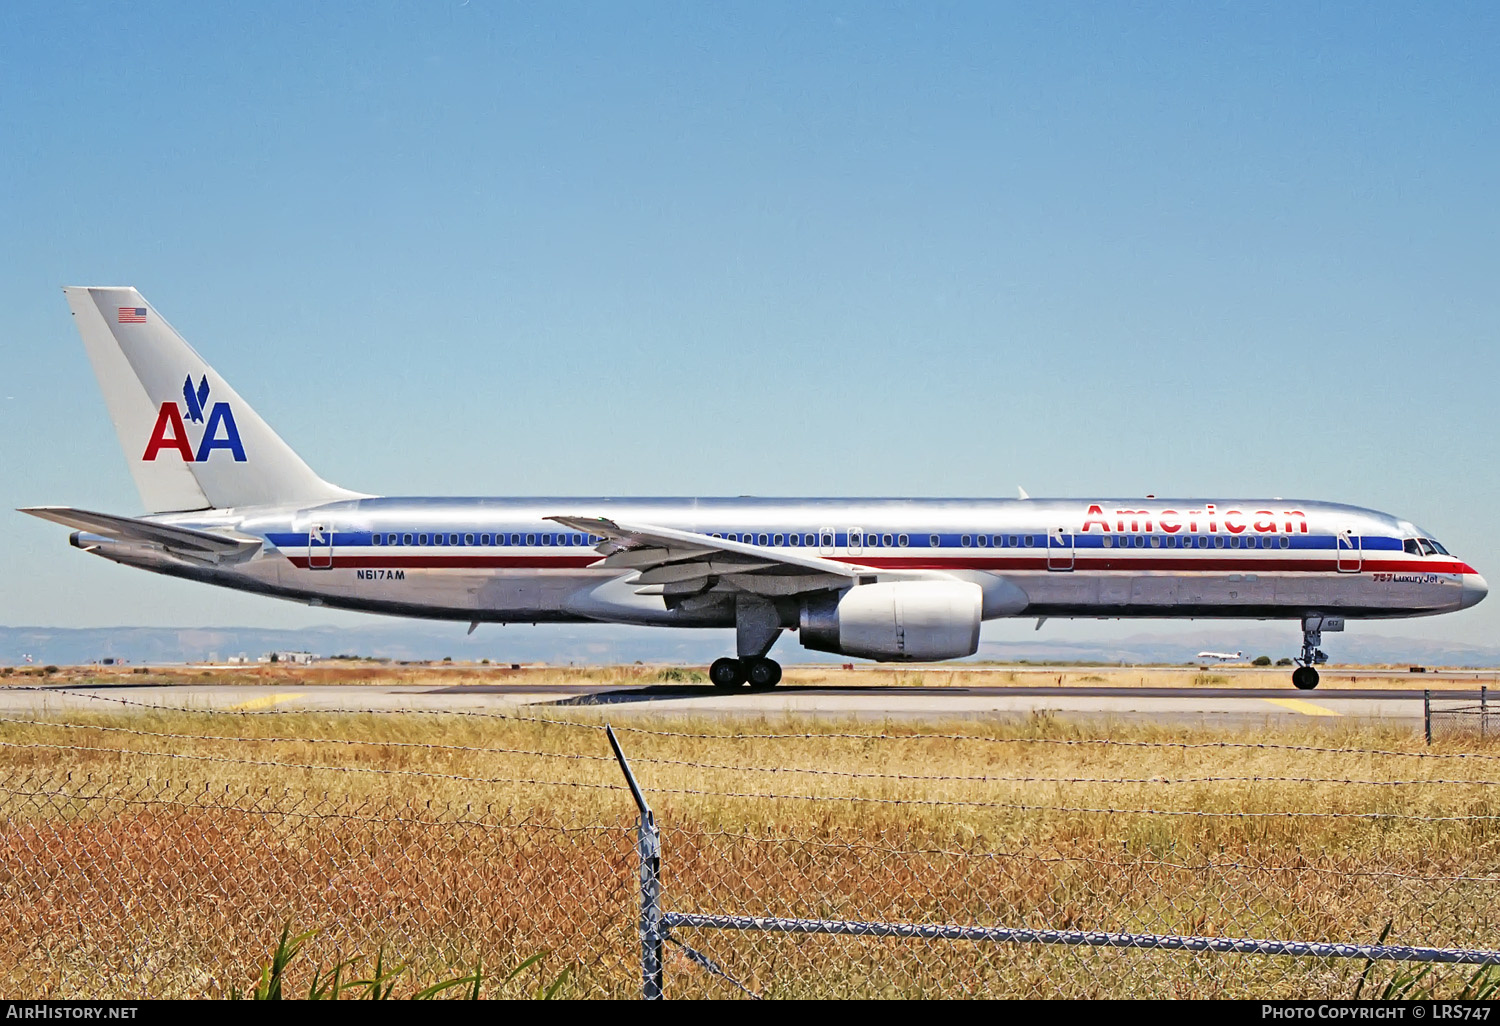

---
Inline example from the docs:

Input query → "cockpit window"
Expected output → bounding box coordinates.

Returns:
[1404,539,1420,556]
[1417,539,1437,557]
[1429,539,1449,555]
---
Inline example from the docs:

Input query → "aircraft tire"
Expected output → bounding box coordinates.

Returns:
[746,658,782,689]
[710,657,746,689]
[1291,666,1320,690]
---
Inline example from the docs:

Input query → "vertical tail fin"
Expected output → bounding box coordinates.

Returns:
[63,286,363,512]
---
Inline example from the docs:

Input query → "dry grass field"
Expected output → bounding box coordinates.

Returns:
[3,659,1493,692]
[0,692,1497,998]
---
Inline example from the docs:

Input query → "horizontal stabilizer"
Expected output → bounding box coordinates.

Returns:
[19,506,263,564]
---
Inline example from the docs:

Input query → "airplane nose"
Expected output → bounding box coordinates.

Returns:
[1461,573,1488,610]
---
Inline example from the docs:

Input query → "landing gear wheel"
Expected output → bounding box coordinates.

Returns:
[710,657,747,689]
[745,658,782,689]
[1292,666,1320,690]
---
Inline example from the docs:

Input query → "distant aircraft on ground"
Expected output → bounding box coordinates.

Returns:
[22,288,1488,691]
[1197,651,1247,663]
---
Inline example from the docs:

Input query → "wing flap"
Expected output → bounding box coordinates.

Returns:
[545,514,892,601]
[549,515,870,577]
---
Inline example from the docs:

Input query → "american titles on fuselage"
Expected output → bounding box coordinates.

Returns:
[1083,504,1306,535]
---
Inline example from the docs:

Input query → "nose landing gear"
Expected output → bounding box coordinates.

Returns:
[1291,615,1343,690]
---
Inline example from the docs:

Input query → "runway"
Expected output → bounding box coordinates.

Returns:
[2,680,1484,728]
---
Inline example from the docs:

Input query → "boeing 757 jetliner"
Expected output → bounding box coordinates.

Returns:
[23,288,1488,690]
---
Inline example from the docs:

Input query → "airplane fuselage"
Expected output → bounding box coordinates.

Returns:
[77,496,1486,631]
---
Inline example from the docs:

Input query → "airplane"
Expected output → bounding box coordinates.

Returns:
[1196,651,1246,663]
[20,287,1489,692]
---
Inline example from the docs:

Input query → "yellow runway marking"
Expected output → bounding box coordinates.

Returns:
[229,693,304,711]
[1263,698,1342,717]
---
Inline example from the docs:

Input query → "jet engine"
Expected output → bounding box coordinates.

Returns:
[799,581,983,661]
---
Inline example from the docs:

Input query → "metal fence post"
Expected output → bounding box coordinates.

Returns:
[1483,685,1489,741]
[638,807,663,999]
[1424,689,1432,746]
[607,724,664,1000]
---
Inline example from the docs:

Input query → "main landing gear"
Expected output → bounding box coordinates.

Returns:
[1291,615,1343,690]
[710,656,783,689]
[711,595,785,690]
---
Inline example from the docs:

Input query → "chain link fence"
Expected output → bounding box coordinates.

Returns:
[1,688,1498,999]
[1426,687,1495,745]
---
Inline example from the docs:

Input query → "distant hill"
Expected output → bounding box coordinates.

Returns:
[3,623,1497,668]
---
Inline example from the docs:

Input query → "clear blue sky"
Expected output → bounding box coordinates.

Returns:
[2,2,1496,653]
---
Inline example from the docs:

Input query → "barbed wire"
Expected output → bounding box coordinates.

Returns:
[0,779,634,833]
[8,735,1497,820]
[0,715,614,764]
[601,722,1500,761]
[659,826,1500,881]
[2,686,609,732]
[636,781,1500,820]
[9,716,1500,788]
[10,686,1499,763]
[0,740,624,794]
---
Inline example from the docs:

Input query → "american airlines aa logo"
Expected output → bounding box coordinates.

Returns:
[142,374,246,462]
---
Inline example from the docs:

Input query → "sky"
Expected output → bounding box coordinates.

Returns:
[2,2,1497,658]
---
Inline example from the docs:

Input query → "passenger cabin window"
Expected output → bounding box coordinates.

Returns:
[898,534,909,547]
[930,534,941,547]
[1023,535,1034,547]
[1280,537,1290,549]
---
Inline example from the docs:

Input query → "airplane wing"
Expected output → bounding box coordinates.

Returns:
[546,515,893,598]
[19,506,263,565]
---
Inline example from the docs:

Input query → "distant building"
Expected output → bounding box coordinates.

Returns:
[257,651,319,665]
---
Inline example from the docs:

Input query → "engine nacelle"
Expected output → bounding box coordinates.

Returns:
[799,581,983,662]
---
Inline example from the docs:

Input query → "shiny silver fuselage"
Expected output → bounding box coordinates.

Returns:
[78,496,1487,631]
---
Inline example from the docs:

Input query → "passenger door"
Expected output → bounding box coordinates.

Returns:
[308,523,334,570]
[1337,530,1361,573]
[1047,527,1074,571]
